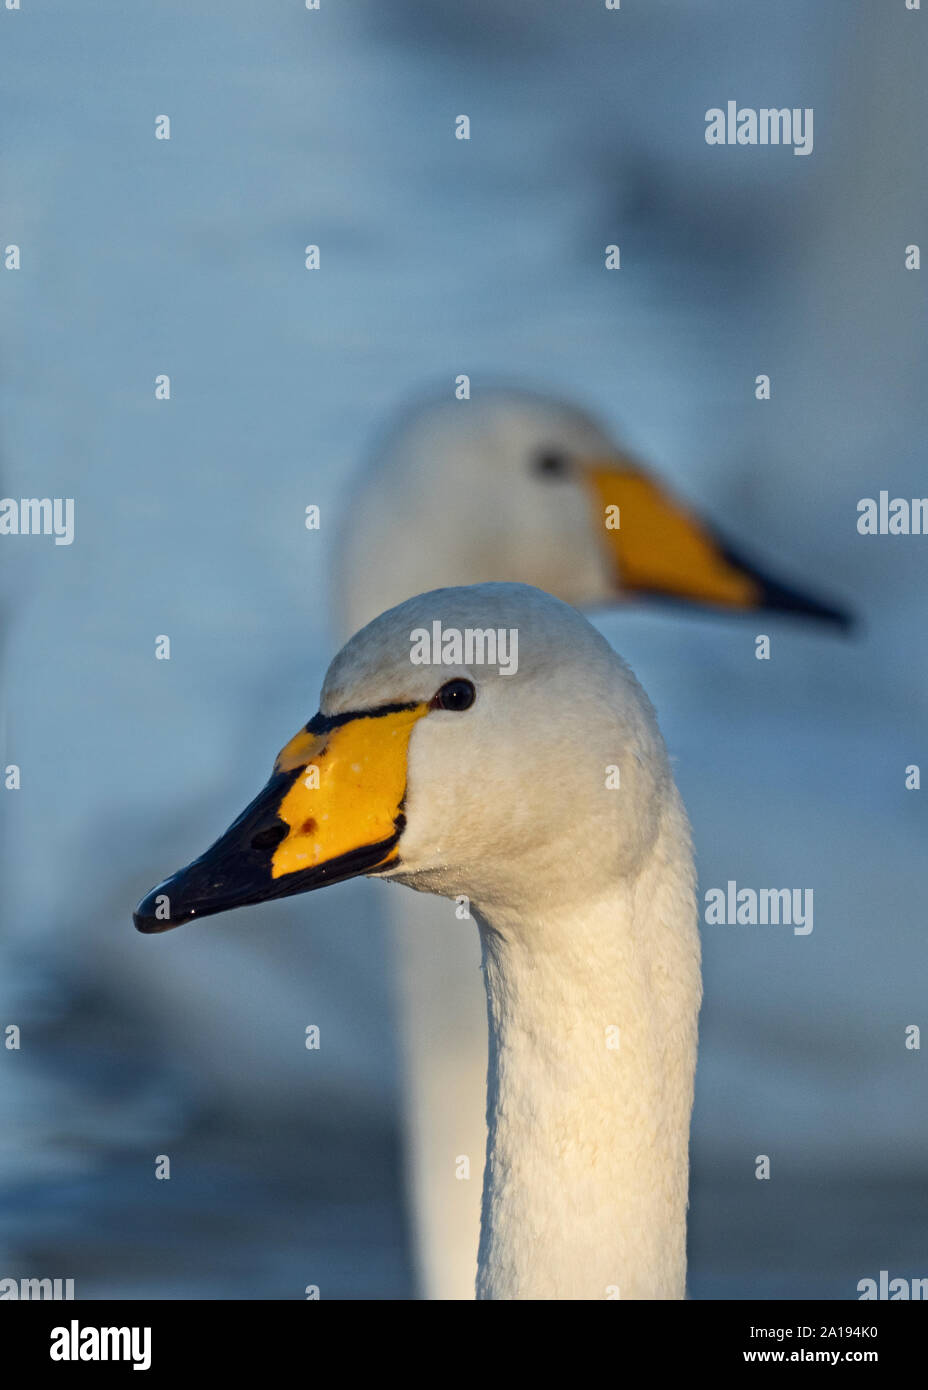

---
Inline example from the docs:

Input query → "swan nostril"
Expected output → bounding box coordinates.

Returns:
[250,823,288,852]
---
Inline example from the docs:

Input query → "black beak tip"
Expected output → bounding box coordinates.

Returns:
[759,581,856,633]
[133,909,172,934]
[717,538,855,633]
[828,604,856,633]
[132,882,193,934]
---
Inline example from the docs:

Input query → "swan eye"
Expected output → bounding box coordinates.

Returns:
[431,678,476,712]
[532,448,570,479]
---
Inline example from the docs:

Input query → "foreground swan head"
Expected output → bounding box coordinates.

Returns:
[134,583,701,1299]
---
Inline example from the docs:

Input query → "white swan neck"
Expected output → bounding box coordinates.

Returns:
[474,824,700,1301]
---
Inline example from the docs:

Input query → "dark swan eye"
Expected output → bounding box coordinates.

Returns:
[532,448,571,479]
[431,678,476,712]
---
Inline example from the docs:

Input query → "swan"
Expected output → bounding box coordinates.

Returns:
[337,388,849,630]
[134,582,702,1300]
[334,386,848,1298]
[103,385,848,1295]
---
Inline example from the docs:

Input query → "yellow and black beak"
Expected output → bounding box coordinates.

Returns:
[584,462,852,628]
[133,701,430,934]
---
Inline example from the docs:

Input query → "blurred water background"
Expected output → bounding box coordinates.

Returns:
[1,0,926,1298]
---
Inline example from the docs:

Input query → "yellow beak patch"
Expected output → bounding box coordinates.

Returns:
[586,463,762,608]
[133,699,434,933]
[270,703,430,880]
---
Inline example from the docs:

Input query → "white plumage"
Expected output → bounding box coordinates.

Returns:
[337,386,830,1297]
[326,582,701,1298]
[123,385,844,1299]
